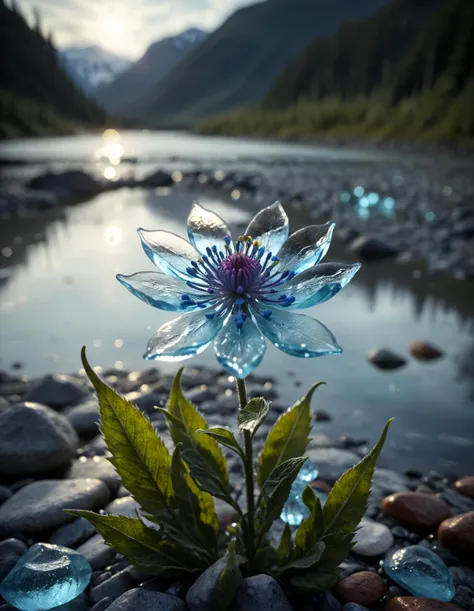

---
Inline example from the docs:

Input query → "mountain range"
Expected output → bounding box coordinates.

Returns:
[94,28,208,115]
[59,46,132,93]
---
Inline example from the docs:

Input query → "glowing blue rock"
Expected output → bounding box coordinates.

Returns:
[298,461,319,483]
[0,542,91,611]
[280,472,328,527]
[384,545,455,601]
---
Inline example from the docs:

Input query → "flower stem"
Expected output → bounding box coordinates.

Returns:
[236,377,256,572]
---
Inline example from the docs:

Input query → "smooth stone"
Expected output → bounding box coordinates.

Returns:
[454,476,474,500]
[350,235,399,259]
[90,599,112,611]
[234,575,293,611]
[335,571,388,605]
[343,605,368,611]
[0,485,13,504]
[141,170,174,188]
[453,585,473,609]
[67,457,120,492]
[64,400,100,439]
[49,517,97,549]
[438,511,474,558]
[0,538,28,581]
[106,588,186,610]
[306,448,359,482]
[76,534,115,570]
[0,479,109,535]
[450,566,474,590]
[367,348,407,370]
[25,374,89,409]
[0,403,79,476]
[0,542,91,611]
[384,597,461,611]
[319,592,343,611]
[28,170,102,195]
[440,489,474,515]
[90,567,136,603]
[185,557,227,611]
[384,545,455,601]
[408,341,444,361]
[105,496,140,517]
[383,492,451,531]
[353,518,394,557]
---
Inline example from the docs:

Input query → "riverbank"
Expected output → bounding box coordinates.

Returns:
[0,365,473,610]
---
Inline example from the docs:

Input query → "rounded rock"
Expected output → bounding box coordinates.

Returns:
[235,574,293,611]
[335,571,388,605]
[0,402,79,476]
[25,374,89,409]
[0,538,28,581]
[454,476,474,499]
[367,348,407,370]
[438,511,474,559]
[64,399,100,439]
[408,341,443,361]
[352,518,394,557]
[0,479,109,535]
[384,598,460,611]
[67,457,120,493]
[105,588,186,610]
[383,492,451,531]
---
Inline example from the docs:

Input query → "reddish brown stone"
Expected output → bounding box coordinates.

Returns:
[438,511,474,558]
[310,480,331,493]
[335,571,387,605]
[385,597,460,611]
[382,492,451,531]
[454,475,474,499]
[408,341,443,361]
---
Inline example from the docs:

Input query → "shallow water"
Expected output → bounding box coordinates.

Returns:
[0,131,473,474]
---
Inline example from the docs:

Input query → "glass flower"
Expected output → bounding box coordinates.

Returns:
[117,202,360,378]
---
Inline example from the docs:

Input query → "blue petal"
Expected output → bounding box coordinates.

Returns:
[252,305,342,358]
[214,317,266,378]
[138,229,199,281]
[144,309,224,361]
[276,222,335,274]
[116,271,202,311]
[271,262,361,309]
[245,201,289,254]
[187,202,232,256]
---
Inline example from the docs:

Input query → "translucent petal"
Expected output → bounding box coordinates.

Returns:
[138,229,199,281]
[272,262,361,309]
[145,309,224,361]
[214,317,266,378]
[245,201,289,254]
[116,271,202,311]
[276,222,335,274]
[187,202,232,256]
[252,305,342,358]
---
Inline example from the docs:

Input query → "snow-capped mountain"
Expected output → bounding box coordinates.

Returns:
[60,46,132,93]
[95,28,208,115]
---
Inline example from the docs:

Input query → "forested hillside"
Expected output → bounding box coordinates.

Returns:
[0,0,105,137]
[200,0,474,144]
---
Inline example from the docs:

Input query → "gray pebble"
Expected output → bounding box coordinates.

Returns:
[0,538,28,581]
[106,588,186,610]
[25,374,89,409]
[234,575,293,611]
[49,516,97,548]
[90,598,112,611]
[90,567,137,603]
[66,457,121,492]
[0,479,109,535]
[76,534,116,570]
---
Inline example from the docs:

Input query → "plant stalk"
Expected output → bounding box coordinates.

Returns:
[236,377,256,572]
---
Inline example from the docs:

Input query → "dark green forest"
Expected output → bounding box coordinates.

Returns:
[199,0,474,144]
[0,0,105,137]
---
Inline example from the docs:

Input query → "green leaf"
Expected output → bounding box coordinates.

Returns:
[323,419,394,538]
[294,486,324,555]
[257,383,323,489]
[67,511,203,574]
[315,419,394,577]
[213,539,242,611]
[163,369,229,494]
[256,457,307,534]
[237,397,270,438]
[290,568,340,593]
[276,541,325,574]
[254,544,277,573]
[276,523,293,566]
[80,347,172,517]
[197,427,244,459]
[171,445,218,551]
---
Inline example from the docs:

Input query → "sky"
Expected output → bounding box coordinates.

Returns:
[16,0,258,59]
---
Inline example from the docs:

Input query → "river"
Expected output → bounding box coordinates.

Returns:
[0,130,473,473]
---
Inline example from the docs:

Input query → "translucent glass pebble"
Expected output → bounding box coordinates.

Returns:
[298,461,319,482]
[280,476,328,526]
[384,545,455,601]
[0,542,92,611]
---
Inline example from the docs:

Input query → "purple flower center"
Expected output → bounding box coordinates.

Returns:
[218,253,260,293]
